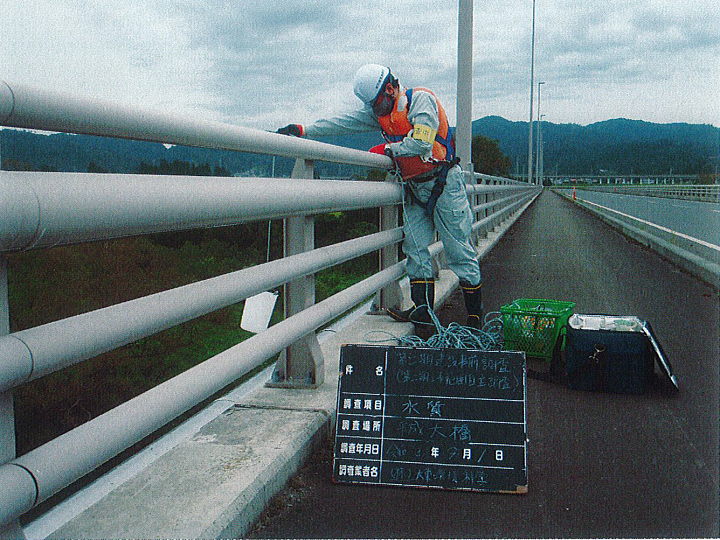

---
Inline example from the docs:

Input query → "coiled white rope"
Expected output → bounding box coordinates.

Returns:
[365,308,504,351]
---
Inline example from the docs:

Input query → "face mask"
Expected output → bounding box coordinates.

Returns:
[372,92,394,117]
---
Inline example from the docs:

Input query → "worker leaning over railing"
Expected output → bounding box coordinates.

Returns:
[277,64,483,329]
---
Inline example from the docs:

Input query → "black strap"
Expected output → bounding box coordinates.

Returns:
[424,177,446,217]
[527,325,568,383]
[406,157,461,217]
[527,329,607,392]
[405,183,426,208]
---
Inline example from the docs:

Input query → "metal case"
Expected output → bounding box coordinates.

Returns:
[565,315,654,394]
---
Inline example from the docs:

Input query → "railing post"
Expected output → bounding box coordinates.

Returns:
[487,182,497,235]
[0,257,12,463]
[2,147,27,538]
[0,254,26,540]
[268,158,324,388]
[490,184,504,231]
[485,179,493,221]
[373,173,403,311]
[474,185,484,240]
[470,174,485,245]
[466,174,475,245]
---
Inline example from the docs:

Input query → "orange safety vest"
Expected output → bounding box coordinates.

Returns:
[377,87,455,180]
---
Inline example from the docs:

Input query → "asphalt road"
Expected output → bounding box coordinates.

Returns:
[246,190,719,538]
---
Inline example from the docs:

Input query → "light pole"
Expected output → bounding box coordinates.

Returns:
[456,0,474,181]
[535,81,544,185]
[526,0,537,184]
[539,114,545,186]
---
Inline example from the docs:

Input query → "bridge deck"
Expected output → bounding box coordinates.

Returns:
[247,190,719,538]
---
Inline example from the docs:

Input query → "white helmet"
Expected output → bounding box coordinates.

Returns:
[353,64,391,104]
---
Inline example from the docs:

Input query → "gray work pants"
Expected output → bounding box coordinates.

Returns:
[402,165,481,286]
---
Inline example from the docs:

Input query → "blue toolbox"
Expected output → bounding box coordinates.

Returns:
[565,315,678,394]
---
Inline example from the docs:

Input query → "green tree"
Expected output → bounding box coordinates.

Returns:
[3,158,35,171]
[88,161,108,173]
[471,135,512,177]
[213,164,231,177]
[365,169,387,182]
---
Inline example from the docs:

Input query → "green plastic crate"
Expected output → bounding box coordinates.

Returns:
[501,299,575,361]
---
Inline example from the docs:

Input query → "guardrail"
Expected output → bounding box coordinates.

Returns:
[555,187,720,290]
[579,184,720,203]
[0,81,538,529]
[513,174,704,184]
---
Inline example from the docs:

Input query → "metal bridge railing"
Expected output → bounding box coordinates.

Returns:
[578,183,720,203]
[0,81,538,528]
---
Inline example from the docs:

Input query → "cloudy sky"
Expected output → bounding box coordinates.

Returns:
[2,0,718,130]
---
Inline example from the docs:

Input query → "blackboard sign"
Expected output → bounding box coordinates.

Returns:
[333,345,528,494]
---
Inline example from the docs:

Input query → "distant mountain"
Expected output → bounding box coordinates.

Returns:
[2,116,718,177]
[470,116,719,176]
[0,129,292,176]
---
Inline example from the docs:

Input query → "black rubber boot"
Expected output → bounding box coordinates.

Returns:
[386,279,435,327]
[461,282,483,329]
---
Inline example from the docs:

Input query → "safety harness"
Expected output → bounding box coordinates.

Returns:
[381,88,459,217]
[403,156,461,217]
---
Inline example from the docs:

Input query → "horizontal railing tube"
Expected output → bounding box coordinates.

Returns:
[466,183,535,195]
[0,261,405,524]
[475,173,527,185]
[0,228,403,393]
[472,191,529,214]
[0,464,37,526]
[472,191,535,234]
[0,173,402,253]
[0,81,393,169]
[0,336,33,394]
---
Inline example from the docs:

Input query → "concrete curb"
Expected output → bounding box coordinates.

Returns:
[42,192,541,539]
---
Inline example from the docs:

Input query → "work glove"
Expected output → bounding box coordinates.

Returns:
[369,144,393,158]
[277,124,303,137]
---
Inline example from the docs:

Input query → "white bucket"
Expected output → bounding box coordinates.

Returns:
[240,291,278,333]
